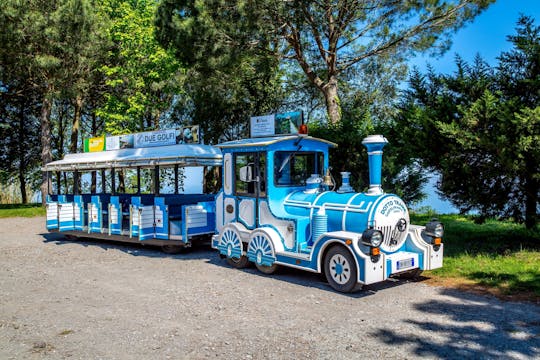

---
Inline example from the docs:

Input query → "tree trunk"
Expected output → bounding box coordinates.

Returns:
[524,161,538,229]
[70,95,83,154]
[40,93,53,206]
[18,98,27,203]
[322,76,341,125]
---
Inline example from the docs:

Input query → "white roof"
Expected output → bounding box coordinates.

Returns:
[43,144,222,171]
[217,135,337,148]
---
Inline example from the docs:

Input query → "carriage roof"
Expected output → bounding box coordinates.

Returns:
[42,144,223,172]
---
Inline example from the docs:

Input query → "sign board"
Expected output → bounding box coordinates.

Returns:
[250,114,275,137]
[85,126,201,153]
[84,136,105,152]
[134,129,177,148]
[250,111,303,137]
[177,125,200,144]
[105,134,134,151]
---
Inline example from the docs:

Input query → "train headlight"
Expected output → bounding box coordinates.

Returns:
[425,220,444,238]
[361,229,384,247]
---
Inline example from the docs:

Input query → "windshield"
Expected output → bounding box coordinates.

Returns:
[274,151,323,186]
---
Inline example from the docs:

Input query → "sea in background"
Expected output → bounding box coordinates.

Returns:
[412,174,459,215]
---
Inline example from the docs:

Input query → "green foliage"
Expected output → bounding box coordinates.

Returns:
[97,0,184,134]
[396,16,540,228]
[155,0,284,143]
[310,107,427,205]
[241,0,494,124]
[411,213,540,297]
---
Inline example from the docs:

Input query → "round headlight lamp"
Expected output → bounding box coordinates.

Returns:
[361,229,384,247]
[425,220,444,238]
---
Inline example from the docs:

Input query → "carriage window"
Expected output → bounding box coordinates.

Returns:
[159,166,187,194]
[115,168,138,194]
[274,151,323,186]
[139,168,154,194]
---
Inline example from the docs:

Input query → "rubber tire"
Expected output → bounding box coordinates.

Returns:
[255,262,279,275]
[324,245,359,293]
[226,255,250,269]
[161,244,184,254]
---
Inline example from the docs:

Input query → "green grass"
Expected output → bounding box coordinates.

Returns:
[0,203,45,218]
[411,213,540,300]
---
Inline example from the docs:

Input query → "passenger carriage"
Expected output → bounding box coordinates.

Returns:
[43,142,222,253]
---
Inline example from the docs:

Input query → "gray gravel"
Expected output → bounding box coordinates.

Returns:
[1,217,539,359]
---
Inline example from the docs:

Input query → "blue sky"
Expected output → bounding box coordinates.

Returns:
[412,1,539,213]
[413,0,540,74]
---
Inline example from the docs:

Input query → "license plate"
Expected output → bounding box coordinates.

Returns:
[397,258,414,270]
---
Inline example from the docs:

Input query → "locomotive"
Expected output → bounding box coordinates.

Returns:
[212,134,444,292]
[44,129,444,293]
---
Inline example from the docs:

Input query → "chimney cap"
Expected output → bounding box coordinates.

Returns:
[361,134,388,145]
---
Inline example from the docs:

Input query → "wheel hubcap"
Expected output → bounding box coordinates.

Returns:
[329,254,350,285]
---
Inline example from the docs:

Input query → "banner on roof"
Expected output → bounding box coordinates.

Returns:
[250,111,303,137]
[83,136,105,152]
[105,134,134,151]
[177,125,200,144]
[134,129,177,148]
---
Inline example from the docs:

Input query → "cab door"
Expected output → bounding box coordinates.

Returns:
[234,152,266,230]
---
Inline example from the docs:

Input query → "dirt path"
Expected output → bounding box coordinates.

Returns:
[1,217,539,359]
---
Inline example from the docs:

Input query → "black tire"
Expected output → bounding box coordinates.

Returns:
[226,255,250,269]
[161,244,184,254]
[255,263,279,275]
[324,245,359,293]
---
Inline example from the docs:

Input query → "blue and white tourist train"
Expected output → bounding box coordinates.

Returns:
[44,128,444,292]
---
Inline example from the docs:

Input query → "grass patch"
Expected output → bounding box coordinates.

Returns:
[0,203,45,218]
[411,213,540,302]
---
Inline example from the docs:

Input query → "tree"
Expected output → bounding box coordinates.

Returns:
[155,0,285,143]
[0,86,41,203]
[161,0,494,125]
[0,0,107,203]
[97,0,184,135]
[395,16,539,228]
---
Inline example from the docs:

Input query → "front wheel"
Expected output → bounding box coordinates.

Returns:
[324,246,359,293]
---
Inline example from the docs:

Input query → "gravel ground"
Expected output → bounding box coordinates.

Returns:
[0,217,539,359]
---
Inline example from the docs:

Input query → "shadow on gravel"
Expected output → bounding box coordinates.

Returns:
[208,256,410,299]
[41,232,413,298]
[41,232,214,260]
[370,288,540,358]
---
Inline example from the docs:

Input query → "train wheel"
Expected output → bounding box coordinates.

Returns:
[248,230,279,275]
[218,225,249,268]
[226,255,250,269]
[255,262,279,275]
[324,245,358,293]
[161,244,184,254]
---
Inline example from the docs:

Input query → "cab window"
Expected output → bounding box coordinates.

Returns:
[274,151,323,186]
[235,152,266,197]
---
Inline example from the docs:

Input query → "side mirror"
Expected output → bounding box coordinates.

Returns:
[239,165,253,182]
